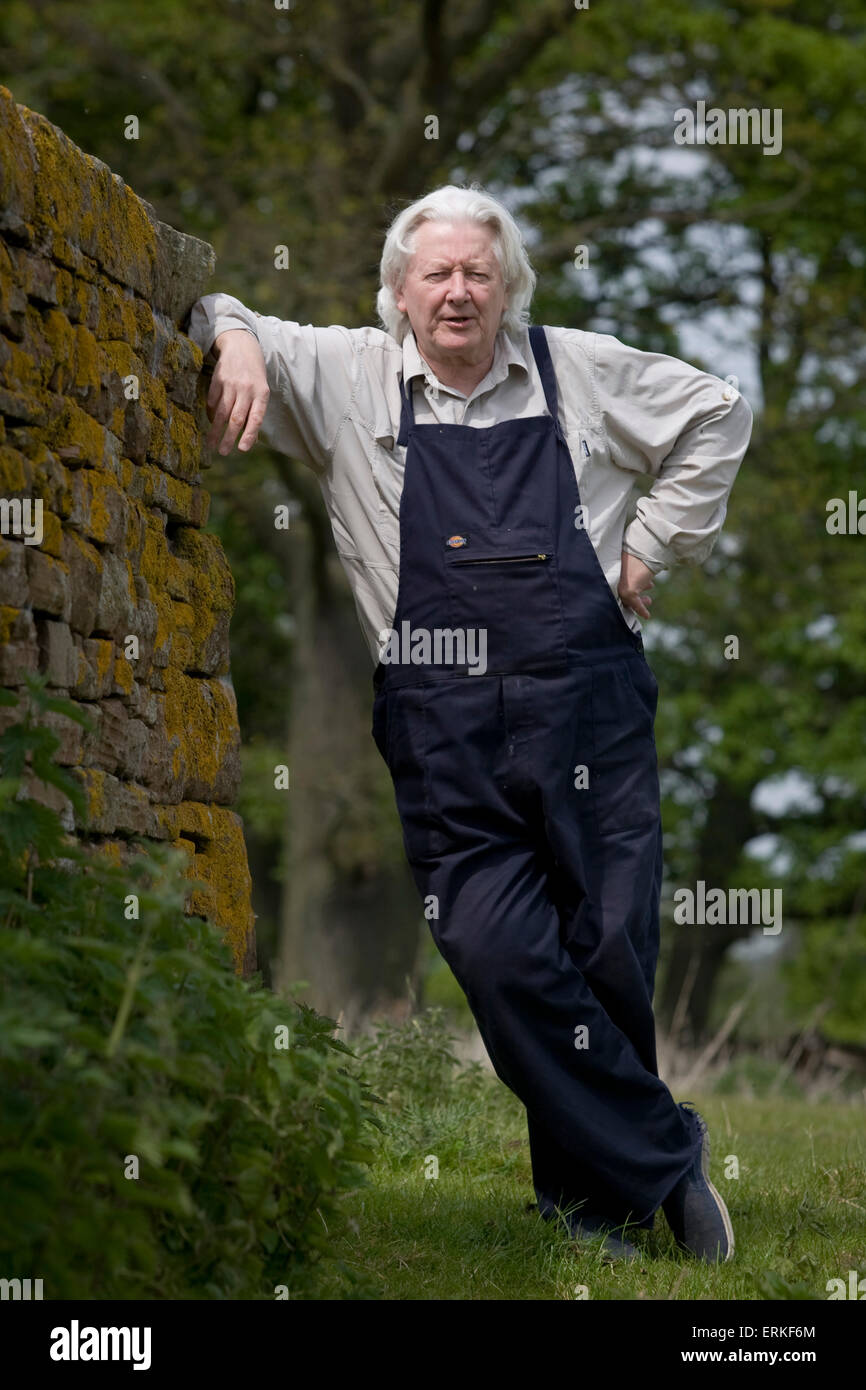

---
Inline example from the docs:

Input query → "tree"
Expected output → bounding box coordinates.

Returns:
[4,0,864,1040]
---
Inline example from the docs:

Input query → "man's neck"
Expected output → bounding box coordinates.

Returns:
[416,344,496,397]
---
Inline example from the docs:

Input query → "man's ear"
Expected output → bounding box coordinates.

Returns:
[395,283,406,314]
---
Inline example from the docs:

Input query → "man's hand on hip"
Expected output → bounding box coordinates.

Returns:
[205,329,270,454]
[618,551,656,619]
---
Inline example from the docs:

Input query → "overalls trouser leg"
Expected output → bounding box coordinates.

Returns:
[371,327,701,1229]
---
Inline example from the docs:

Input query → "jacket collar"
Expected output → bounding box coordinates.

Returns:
[401,327,529,400]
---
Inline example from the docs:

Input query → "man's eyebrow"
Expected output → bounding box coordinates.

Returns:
[421,258,493,271]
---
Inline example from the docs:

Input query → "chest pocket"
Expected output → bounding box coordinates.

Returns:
[569,419,608,484]
[442,523,567,675]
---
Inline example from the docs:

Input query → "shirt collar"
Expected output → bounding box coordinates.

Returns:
[401,328,529,399]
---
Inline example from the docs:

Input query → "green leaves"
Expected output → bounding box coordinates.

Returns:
[0,684,378,1299]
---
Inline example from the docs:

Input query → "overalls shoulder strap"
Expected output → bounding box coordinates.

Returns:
[397,367,417,448]
[527,326,565,439]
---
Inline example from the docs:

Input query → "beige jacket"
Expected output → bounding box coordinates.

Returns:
[188,293,754,665]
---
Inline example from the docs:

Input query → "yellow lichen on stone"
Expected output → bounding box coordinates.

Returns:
[33,452,73,517]
[112,651,134,695]
[160,469,201,523]
[0,85,36,221]
[88,838,126,869]
[167,407,201,476]
[1,89,256,974]
[72,323,101,393]
[169,632,195,670]
[180,807,255,973]
[72,470,124,545]
[98,337,141,391]
[172,600,196,635]
[159,801,214,842]
[175,528,235,612]
[0,605,19,644]
[40,511,63,557]
[93,639,115,685]
[4,340,43,395]
[76,766,107,825]
[47,401,107,468]
[187,607,217,664]
[137,513,171,587]
[171,835,197,872]
[38,308,75,389]
[150,586,176,667]
[27,113,159,293]
[65,528,105,577]
[118,457,136,493]
[0,445,30,492]
[165,552,192,603]
[161,666,237,789]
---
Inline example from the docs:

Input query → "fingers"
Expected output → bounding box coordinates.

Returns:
[205,377,270,454]
[619,587,654,619]
[237,390,270,452]
[221,392,253,455]
[205,377,231,446]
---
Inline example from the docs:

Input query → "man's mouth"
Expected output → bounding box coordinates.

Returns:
[442,316,474,327]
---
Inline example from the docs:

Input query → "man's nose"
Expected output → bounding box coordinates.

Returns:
[446,272,469,299]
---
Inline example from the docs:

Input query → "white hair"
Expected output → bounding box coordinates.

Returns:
[376,184,537,343]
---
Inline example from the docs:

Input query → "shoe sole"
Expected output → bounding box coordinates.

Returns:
[694,1113,735,1263]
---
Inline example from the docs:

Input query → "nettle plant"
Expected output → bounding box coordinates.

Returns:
[0,674,380,1300]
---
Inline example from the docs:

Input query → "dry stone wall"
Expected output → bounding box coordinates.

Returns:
[0,85,256,974]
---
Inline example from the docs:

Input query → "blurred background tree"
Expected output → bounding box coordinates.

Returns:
[3,0,864,1045]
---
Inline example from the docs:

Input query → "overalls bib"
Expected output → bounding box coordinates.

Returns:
[372,327,700,1229]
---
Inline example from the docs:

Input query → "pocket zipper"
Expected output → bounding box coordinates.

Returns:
[451,552,549,566]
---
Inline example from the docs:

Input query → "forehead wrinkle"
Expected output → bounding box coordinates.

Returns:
[412,248,499,273]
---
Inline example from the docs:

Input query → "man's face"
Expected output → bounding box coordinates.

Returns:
[395,220,507,367]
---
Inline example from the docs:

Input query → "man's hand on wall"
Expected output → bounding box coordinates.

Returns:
[618,551,655,619]
[205,329,270,454]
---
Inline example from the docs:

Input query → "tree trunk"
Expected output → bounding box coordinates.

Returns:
[273,490,426,1031]
[658,780,757,1042]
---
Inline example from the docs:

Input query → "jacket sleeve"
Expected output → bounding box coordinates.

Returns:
[187,291,360,473]
[593,331,754,572]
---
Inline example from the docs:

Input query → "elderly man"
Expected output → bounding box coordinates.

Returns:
[188,184,752,1262]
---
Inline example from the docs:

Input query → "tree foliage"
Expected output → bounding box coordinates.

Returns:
[2,0,864,1037]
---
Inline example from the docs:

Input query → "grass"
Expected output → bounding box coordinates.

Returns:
[313,1011,866,1301]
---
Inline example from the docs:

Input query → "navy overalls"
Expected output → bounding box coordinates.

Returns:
[371,326,700,1230]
